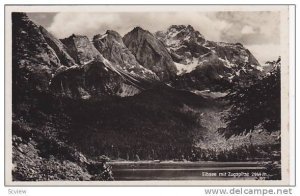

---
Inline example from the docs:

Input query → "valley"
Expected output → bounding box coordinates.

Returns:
[11,12,281,181]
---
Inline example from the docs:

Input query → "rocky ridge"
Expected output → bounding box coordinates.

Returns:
[12,13,61,92]
[93,30,159,81]
[155,25,262,90]
[123,27,178,81]
[11,13,276,182]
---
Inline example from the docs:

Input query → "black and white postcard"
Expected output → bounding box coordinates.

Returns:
[4,5,293,186]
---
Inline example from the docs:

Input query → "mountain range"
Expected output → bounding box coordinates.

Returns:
[13,12,265,100]
[11,12,279,181]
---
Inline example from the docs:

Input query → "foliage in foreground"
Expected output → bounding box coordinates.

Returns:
[218,64,281,139]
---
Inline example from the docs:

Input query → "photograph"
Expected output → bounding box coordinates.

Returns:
[4,5,291,186]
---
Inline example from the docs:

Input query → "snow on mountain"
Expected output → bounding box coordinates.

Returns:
[156,25,263,89]
[14,12,265,98]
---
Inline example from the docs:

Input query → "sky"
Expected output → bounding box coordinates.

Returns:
[27,11,281,64]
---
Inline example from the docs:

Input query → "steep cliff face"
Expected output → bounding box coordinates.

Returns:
[156,25,261,75]
[123,27,177,81]
[93,30,159,81]
[12,12,61,93]
[12,13,115,181]
[156,25,262,90]
[11,13,279,179]
[13,13,147,101]
[51,31,149,98]
[60,34,101,65]
[155,25,207,66]
[50,58,142,99]
[39,26,76,67]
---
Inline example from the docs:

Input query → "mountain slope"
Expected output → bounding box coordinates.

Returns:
[156,25,262,90]
[35,84,213,160]
[12,13,61,93]
[50,58,141,98]
[123,27,177,81]
[60,34,101,65]
[93,30,159,81]
[156,25,261,75]
[52,32,161,98]
[39,26,77,67]
[12,13,115,181]
[11,13,278,181]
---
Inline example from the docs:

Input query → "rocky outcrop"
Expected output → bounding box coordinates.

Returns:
[56,33,146,98]
[156,25,262,90]
[155,25,208,65]
[50,58,141,99]
[12,13,61,92]
[12,119,113,181]
[39,26,76,67]
[12,13,276,181]
[93,30,159,81]
[205,40,260,68]
[60,34,101,65]
[156,25,261,75]
[123,27,177,81]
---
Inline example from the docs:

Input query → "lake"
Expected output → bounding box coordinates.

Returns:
[109,161,269,181]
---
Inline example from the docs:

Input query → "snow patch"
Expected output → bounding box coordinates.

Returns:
[251,64,263,72]
[83,59,94,65]
[184,36,191,41]
[174,57,200,75]
[169,45,187,51]
[168,28,184,38]
[220,56,236,68]
[69,64,81,70]
[165,39,180,47]
[228,75,235,82]
[99,33,108,40]
[256,66,264,72]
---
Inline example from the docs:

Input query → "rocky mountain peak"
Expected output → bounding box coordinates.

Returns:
[168,24,186,30]
[106,30,122,39]
[93,29,159,81]
[12,12,28,21]
[132,26,146,32]
[39,25,76,67]
[13,12,263,97]
[61,34,101,65]
[168,24,198,34]
[12,12,62,92]
[156,24,205,47]
[123,27,177,81]
[125,26,157,40]
[154,24,262,90]
[94,30,123,43]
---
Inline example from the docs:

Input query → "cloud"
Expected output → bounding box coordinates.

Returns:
[215,11,280,45]
[40,11,280,45]
[34,11,281,64]
[241,25,255,34]
[245,44,281,64]
[27,12,57,28]
[47,12,231,41]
